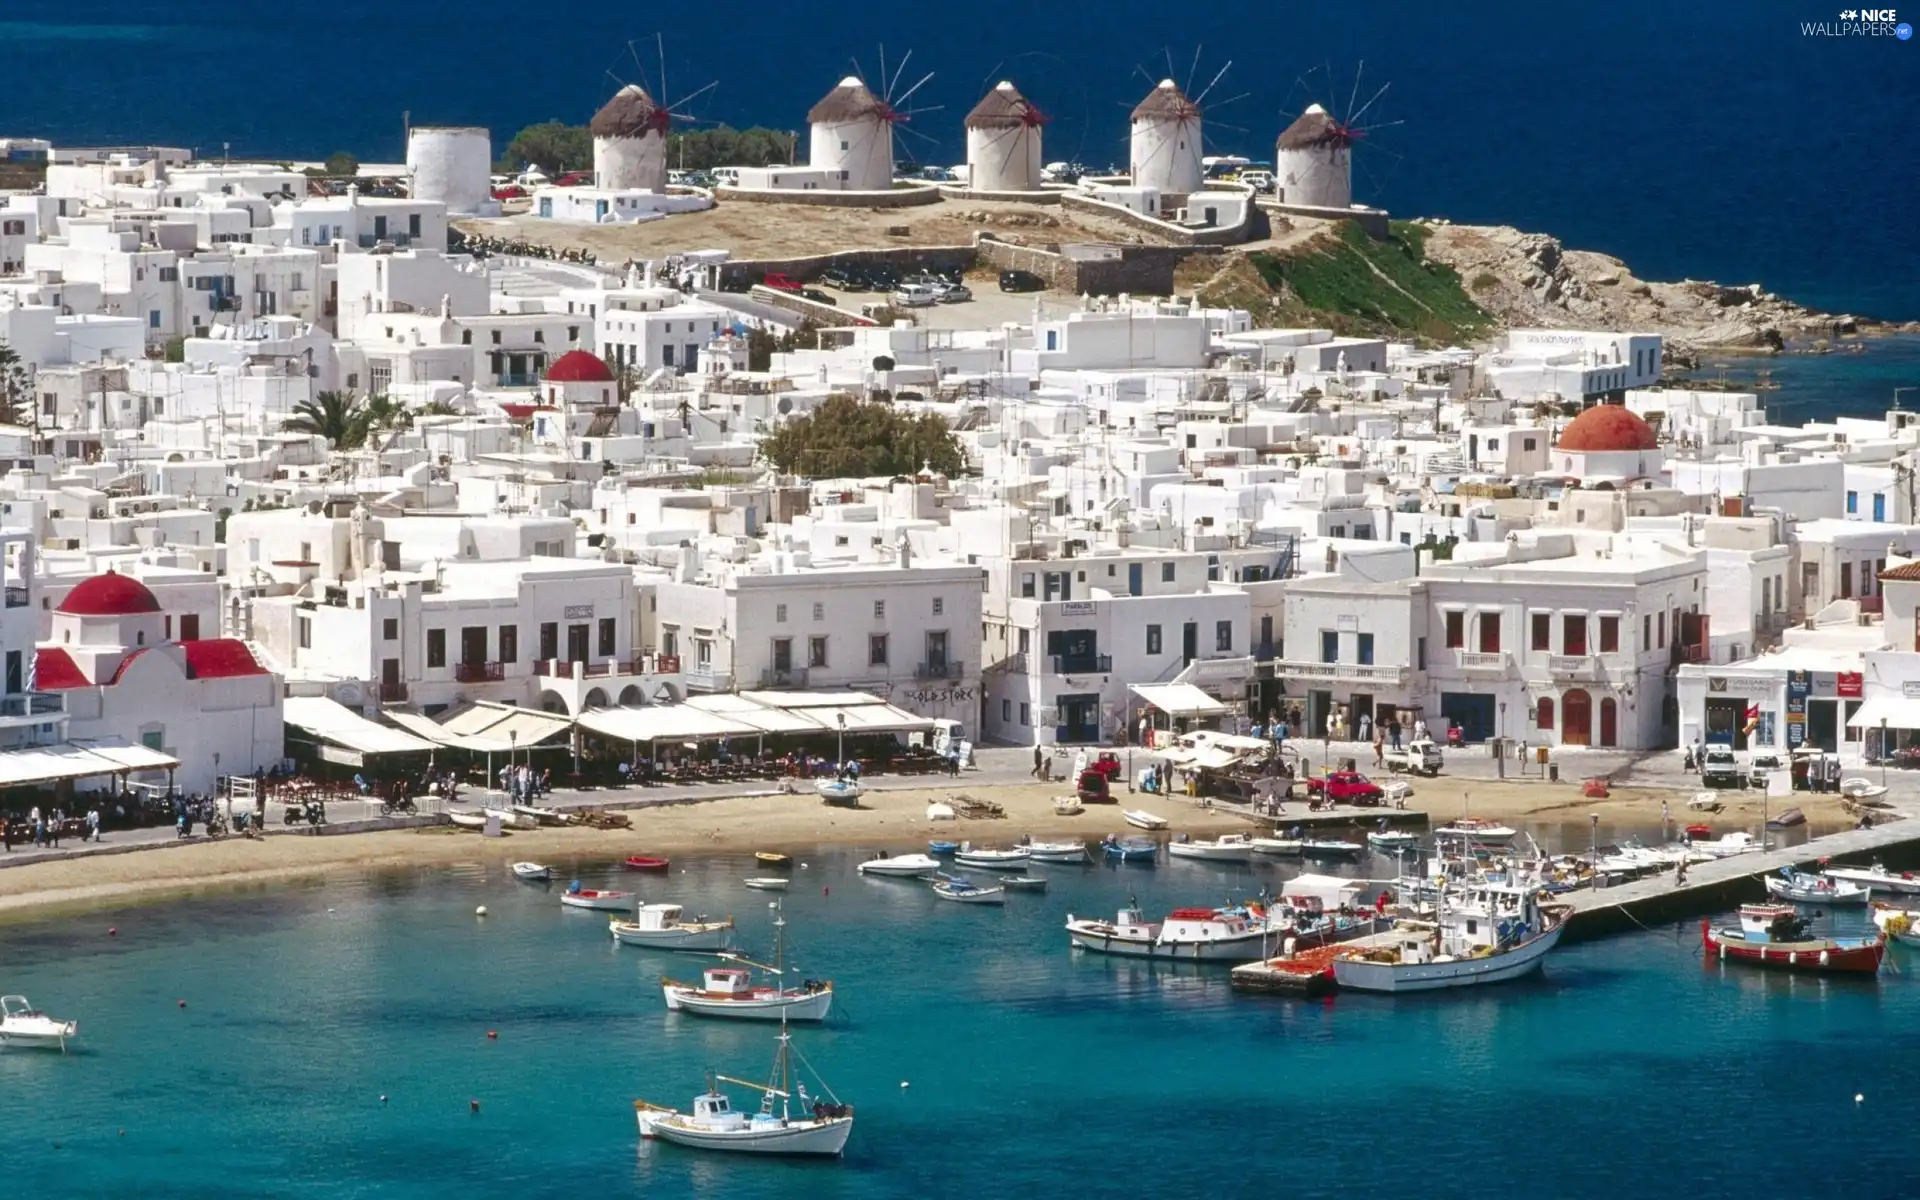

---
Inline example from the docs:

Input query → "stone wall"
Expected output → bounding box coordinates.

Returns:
[715,184,944,209]
[1260,200,1392,240]
[716,244,979,290]
[973,236,1216,297]
[934,185,1064,205]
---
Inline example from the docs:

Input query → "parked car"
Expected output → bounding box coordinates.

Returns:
[1702,745,1741,788]
[800,289,838,306]
[865,265,901,290]
[556,170,592,187]
[1305,771,1386,806]
[761,272,804,293]
[999,269,1046,293]
[891,283,940,308]
[1748,752,1784,788]
[489,184,527,201]
[1382,739,1443,776]
[820,266,860,290]
[935,282,972,303]
[718,276,752,294]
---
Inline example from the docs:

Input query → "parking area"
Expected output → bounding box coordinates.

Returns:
[797,278,1074,331]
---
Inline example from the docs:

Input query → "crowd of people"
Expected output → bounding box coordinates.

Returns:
[1,804,102,850]
[454,234,597,264]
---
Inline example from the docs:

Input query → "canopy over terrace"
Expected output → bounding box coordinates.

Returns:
[0,737,180,792]
[575,691,936,773]
[283,697,436,769]
[387,702,574,755]
[734,691,937,735]
[1845,695,1920,732]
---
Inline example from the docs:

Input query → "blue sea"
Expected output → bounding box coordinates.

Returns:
[0,846,1914,1200]
[0,1,1915,323]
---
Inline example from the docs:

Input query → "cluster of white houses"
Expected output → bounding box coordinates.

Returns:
[3,131,1920,803]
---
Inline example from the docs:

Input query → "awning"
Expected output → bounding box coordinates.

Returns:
[736,691,936,735]
[576,705,761,744]
[1847,695,1920,730]
[284,697,437,756]
[1129,683,1230,718]
[0,738,181,788]
[391,703,576,753]
[683,694,823,735]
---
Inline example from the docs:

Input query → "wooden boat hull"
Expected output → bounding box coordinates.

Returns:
[743,878,789,890]
[1367,833,1420,853]
[857,855,941,878]
[1123,811,1169,831]
[1766,807,1806,829]
[1026,843,1090,864]
[1764,876,1870,906]
[662,983,833,1022]
[1067,923,1272,961]
[611,921,733,951]
[1827,867,1920,896]
[560,890,633,911]
[1250,838,1302,856]
[510,862,552,881]
[485,808,537,831]
[625,857,671,872]
[932,885,1005,904]
[953,851,1031,870]
[1166,844,1253,863]
[448,811,486,829]
[1702,921,1885,973]
[1301,842,1363,860]
[754,852,792,868]
[1001,876,1048,891]
[816,780,864,805]
[1332,920,1565,993]
[636,1106,852,1155]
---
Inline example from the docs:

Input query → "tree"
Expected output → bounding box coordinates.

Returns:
[501,122,592,176]
[281,390,370,449]
[0,341,31,428]
[759,393,966,479]
[323,151,359,177]
[666,126,796,170]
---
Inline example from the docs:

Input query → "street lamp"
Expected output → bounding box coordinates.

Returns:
[836,712,847,770]
[1882,718,1891,788]
[1590,812,1601,890]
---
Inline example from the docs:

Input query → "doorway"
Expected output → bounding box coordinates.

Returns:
[1704,696,1748,749]
[1599,697,1618,747]
[1808,698,1840,752]
[1438,693,1494,743]
[567,623,590,664]
[461,626,488,668]
[1562,689,1592,746]
[1181,622,1197,664]
[1056,693,1100,744]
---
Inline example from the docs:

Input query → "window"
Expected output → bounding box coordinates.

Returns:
[1321,630,1338,663]
[1417,636,1427,671]
[598,617,616,657]
[1643,614,1653,650]
[1563,614,1587,656]
[1019,702,1030,726]
[873,601,885,619]
[1841,562,1853,598]
[1536,697,1555,729]
[1847,490,1858,514]
[772,637,792,672]
[932,597,944,616]
[1357,633,1374,665]
[808,636,828,668]
[1018,628,1030,654]
[490,330,501,345]
[1523,437,1537,451]
[1215,621,1232,652]
[1444,611,1464,649]
[461,330,472,345]
[148,310,160,329]
[1002,698,1012,722]
[776,603,787,623]
[297,616,312,649]
[868,634,888,667]
[1146,625,1162,655]
[1161,562,1175,583]
[533,330,544,343]
[383,618,398,641]
[1598,615,1619,654]
[812,603,824,621]
[1531,613,1550,652]
[662,345,675,367]
[1477,613,1500,654]
[426,628,446,668]
[1020,574,1035,598]
[1657,611,1666,648]
[500,625,518,663]
[539,622,558,661]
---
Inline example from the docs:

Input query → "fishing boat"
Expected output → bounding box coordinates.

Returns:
[1166,833,1254,863]
[1766,807,1806,829]
[1764,868,1869,906]
[1001,875,1048,892]
[953,842,1031,870]
[1331,882,1569,993]
[511,861,552,882]
[1123,809,1170,831]
[1841,778,1891,801]
[560,885,635,911]
[1692,832,1762,858]
[1023,839,1091,864]
[447,810,487,830]
[513,803,570,826]
[816,778,863,806]
[1300,839,1363,860]
[1065,903,1275,961]
[930,876,1006,905]
[856,852,941,878]
[1367,829,1420,854]
[662,907,832,1021]
[1053,796,1084,816]
[1250,836,1303,856]
[926,840,959,856]
[625,856,671,872]
[0,995,77,1051]
[485,807,538,831]
[635,1026,852,1156]
[611,903,734,951]
[1101,834,1158,863]
[1825,863,1920,896]
[755,852,792,868]
[1702,904,1886,974]
[743,878,790,891]
[1432,818,1517,855]
[1871,903,1920,947]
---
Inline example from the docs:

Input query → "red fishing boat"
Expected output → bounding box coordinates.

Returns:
[625,856,671,872]
[1701,904,1886,975]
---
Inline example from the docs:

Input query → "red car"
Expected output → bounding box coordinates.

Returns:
[490,184,527,200]
[556,171,592,187]
[761,272,804,292]
[1305,771,1385,805]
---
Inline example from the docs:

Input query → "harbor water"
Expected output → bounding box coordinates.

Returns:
[0,846,1912,1199]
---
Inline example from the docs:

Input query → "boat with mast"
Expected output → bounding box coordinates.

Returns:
[662,903,833,1021]
[1331,880,1569,992]
[635,1023,853,1156]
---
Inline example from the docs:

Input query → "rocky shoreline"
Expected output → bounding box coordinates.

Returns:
[1414,220,1916,353]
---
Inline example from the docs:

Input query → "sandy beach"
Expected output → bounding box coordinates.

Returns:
[0,775,1866,919]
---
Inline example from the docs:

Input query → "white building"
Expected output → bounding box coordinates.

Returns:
[964,82,1044,193]
[1129,80,1204,199]
[807,77,895,191]
[406,126,493,216]
[1275,104,1352,209]
[592,84,670,193]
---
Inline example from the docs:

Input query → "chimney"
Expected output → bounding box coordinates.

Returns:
[897,532,912,569]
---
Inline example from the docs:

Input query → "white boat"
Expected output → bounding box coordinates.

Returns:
[512,803,571,826]
[1166,833,1254,863]
[1871,903,1920,947]
[1053,796,1084,816]
[662,909,832,1021]
[484,807,538,831]
[1765,869,1870,906]
[856,853,941,878]
[0,995,76,1051]
[1301,839,1363,859]
[1250,836,1303,856]
[930,876,1005,904]
[926,802,957,822]
[1842,778,1891,800]
[447,810,487,829]
[1331,882,1569,993]
[1123,809,1169,831]
[1065,904,1274,961]
[816,778,864,805]
[1692,831,1763,858]
[1432,818,1517,854]
[560,887,634,911]
[635,1026,852,1156]
[743,878,790,891]
[1825,863,1920,896]
[1367,829,1420,854]
[511,861,552,881]
[611,903,734,951]
[1024,839,1091,864]
[953,843,1031,870]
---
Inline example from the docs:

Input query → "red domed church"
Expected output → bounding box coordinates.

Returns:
[33,570,283,791]
[1553,402,1664,481]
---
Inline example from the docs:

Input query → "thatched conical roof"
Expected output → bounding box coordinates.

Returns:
[808,77,893,124]
[1132,79,1198,122]
[591,84,669,138]
[1277,103,1350,151]
[966,81,1041,130]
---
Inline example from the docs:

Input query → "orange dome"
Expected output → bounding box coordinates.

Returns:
[544,350,614,383]
[1557,405,1657,452]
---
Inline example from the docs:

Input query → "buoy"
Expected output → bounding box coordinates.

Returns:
[177,999,186,1008]
[380,1095,388,1104]
[475,905,488,917]
[900,1081,910,1089]
[118,1130,124,1137]
[1856,1093,1865,1104]
[470,1099,481,1114]
[488,1030,498,1040]
[824,886,830,896]
[801,863,809,870]
[108,927,117,937]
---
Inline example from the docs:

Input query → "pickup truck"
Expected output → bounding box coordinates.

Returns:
[1382,739,1444,776]
[1701,745,1742,788]
[1305,771,1386,806]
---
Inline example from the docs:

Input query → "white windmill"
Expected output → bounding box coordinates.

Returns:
[808,49,938,191]
[1129,79,1203,195]
[593,36,719,192]
[1275,63,1400,209]
[964,81,1047,193]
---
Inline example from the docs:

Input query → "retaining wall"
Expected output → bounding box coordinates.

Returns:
[715,184,945,209]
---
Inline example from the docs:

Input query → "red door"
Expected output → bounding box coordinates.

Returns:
[1598,697,1618,748]
[1562,689,1592,746]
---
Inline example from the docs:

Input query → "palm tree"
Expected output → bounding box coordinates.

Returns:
[0,341,32,429]
[282,390,369,448]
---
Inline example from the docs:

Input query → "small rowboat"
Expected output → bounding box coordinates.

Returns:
[561,888,634,911]
[816,779,864,806]
[931,876,1005,905]
[743,877,790,891]
[511,861,552,882]
[625,856,671,872]
[927,840,959,855]
[486,807,538,831]
[755,851,792,868]
[513,803,570,826]
[1301,839,1363,860]
[448,810,487,829]
[1053,796,1084,816]
[1123,809,1169,831]
[1766,807,1806,829]
[1001,875,1048,892]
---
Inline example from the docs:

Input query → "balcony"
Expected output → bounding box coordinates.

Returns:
[1455,650,1507,670]
[915,660,963,681]
[377,681,409,704]
[1253,639,1277,663]
[356,232,413,249]
[0,692,66,723]
[534,655,680,680]
[1270,658,1411,685]
[683,665,731,692]
[1051,653,1111,675]
[497,373,538,388]
[455,660,506,684]
[1547,654,1606,681]
[759,667,809,689]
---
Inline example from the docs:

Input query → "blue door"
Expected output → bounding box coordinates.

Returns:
[538,198,552,218]
[1128,563,1142,596]
[1874,494,1886,522]
[596,200,608,219]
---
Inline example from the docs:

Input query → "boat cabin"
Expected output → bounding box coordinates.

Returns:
[691,1092,749,1130]
[1737,903,1802,940]
[701,967,755,995]
[633,903,687,930]
[1433,882,1543,957]
[1161,908,1253,940]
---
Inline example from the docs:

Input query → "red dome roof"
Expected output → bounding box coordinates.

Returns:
[57,570,161,617]
[1557,405,1658,453]
[183,638,269,680]
[544,350,615,384]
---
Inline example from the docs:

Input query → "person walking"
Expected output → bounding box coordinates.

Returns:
[28,805,40,847]
[2,818,11,852]
[86,807,99,843]
[1032,745,1044,778]
[1372,733,1385,769]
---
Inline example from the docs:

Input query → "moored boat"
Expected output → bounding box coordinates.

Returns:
[926,840,958,856]
[1824,863,1920,896]
[0,995,77,1051]
[1023,839,1091,864]
[743,878,790,891]
[1870,902,1920,947]
[1366,829,1420,854]
[485,807,538,831]
[1101,834,1158,863]
[513,803,569,826]
[1702,904,1885,974]
[560,885,635,911]
[1250,836,1303,856]
[625,856,671,872]
[1766,806,1806,829]
[755,851,792,868]
[1692,831,1762,858]
[856,853,941,878]
[953,842,1031,870]
[634,1026,852,1156]
[816,778,864,806]
[447,810,487,829]
[1301,839,1363,860]
[1123,809,1170,831]
[662,907,831,1021]
[1166,833,1254,863]
[1053,796,1084,816]
[611,903,734,951]
[1432,818,1517,855]
[1331,882,1569,993]
[1001,874,1048,891]
[511,861,552,882]
[1764,868,1869,906]
[930,876,1005,904]
[1065,903,1275,961]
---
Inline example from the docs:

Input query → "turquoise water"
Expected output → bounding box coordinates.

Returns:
[0,848,1911,1199]
[1710,333,1920,425]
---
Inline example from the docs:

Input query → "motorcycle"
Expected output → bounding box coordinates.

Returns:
[380,795,418,817]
